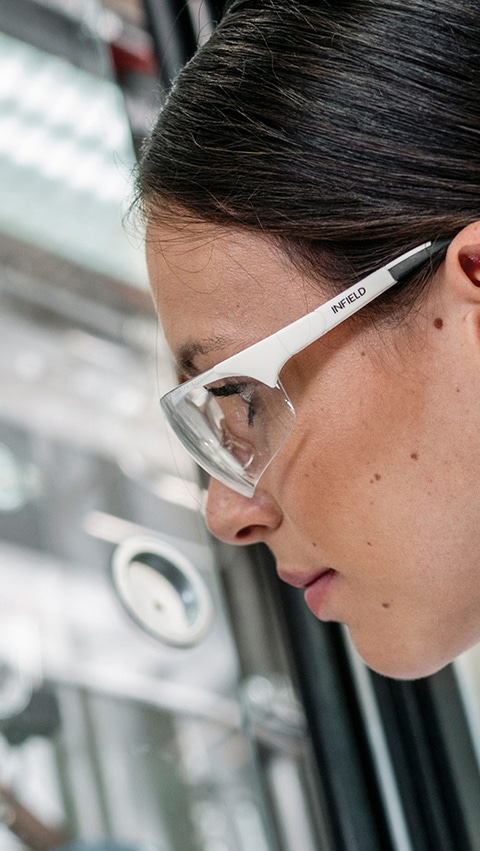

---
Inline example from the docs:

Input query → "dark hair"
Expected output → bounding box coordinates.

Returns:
[137,0,480,314]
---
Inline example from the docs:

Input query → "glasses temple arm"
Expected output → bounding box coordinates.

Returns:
[211,238,453,388]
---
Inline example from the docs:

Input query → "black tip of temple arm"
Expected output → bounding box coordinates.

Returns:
[389,237,453,282]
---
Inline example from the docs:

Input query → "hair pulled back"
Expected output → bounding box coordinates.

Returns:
[138,0,480,307]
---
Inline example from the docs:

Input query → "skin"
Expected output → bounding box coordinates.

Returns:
[147,218,480,679]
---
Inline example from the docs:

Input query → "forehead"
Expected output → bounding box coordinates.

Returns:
[146,220,321,366]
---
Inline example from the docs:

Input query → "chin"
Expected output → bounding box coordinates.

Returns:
[348,630,455,681]
[364,656,449,681]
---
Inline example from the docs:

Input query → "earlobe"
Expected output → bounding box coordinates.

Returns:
[463,308,480,355]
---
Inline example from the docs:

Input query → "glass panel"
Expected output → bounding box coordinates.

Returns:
[0,6,330,851]
[0,5,325,851]
[0,3,273,850]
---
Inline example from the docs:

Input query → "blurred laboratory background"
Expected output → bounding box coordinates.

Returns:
[0,2,326,850]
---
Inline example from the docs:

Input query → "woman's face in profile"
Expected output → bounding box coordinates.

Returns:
[147,219,480,680]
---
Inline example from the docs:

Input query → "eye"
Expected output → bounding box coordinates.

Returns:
[207,381,258,426]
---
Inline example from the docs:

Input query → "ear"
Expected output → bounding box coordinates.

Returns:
[445,221,480,351]
[446,220,480,296]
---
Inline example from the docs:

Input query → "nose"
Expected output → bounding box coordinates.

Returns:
[204,478,282,545]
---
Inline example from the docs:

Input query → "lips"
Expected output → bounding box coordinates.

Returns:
[303,569,336,618]
[304,568,334,589]
[279,566,333,589]
[279,567,337,619]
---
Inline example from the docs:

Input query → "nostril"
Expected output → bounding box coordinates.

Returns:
[235,525,255,541]
[235,524,273,543]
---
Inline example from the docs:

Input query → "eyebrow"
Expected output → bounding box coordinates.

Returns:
[176,336,232,377]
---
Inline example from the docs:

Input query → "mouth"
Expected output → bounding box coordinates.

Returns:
[278,566,335,589]
[304,569,336,619]
[279,567,337,620]
[304,568,335,588]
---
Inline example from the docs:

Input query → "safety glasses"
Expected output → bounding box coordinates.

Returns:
[161,238,450,497]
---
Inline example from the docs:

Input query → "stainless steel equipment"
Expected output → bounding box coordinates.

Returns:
[0,5,323,850]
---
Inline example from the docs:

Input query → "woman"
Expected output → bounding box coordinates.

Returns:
[138,0,480,679]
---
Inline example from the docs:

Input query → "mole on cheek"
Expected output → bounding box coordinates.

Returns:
[382,602,391,609]
[433,317,444,329]
[411,452,419,461]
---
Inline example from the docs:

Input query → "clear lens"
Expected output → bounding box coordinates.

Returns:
[161,377,296,497]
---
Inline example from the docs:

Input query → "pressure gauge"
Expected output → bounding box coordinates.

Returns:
[111,536,213,647]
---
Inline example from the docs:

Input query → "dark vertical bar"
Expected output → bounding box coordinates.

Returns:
[142,0,199,89]
[371,669,478,850]
[277,581,394,851]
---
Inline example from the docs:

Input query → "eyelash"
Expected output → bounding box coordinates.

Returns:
[208,382,257,426]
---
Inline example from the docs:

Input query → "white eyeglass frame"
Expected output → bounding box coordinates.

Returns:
[161,238,451,491]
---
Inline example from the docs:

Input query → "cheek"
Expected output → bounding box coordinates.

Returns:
[279,384,480,678]
[280,348,402,509]
[277,340,480,585]
[273,333,480,677]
